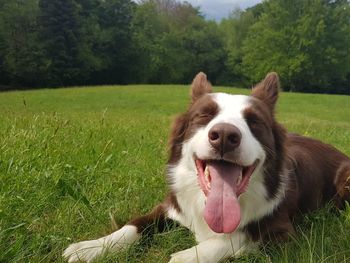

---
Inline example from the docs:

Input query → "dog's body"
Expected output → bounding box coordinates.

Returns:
[64,73,350,263]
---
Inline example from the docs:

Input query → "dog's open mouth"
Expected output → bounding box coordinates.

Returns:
[195,159,259,233]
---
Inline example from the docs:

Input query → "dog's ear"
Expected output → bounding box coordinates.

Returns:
[191,72,212,103]
[251,72,280,110]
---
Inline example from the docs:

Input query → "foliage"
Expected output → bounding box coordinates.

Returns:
[242,0,350,93]
[39,0,82,86]
[219,9,256,85]
[132,0,226,84]
[0,0,350,93]
[88,0,137,84]
[0,0,48,87]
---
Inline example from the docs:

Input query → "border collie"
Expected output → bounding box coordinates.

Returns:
[64,72,350,263]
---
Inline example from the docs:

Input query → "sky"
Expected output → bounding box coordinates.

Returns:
[181,0,262,20]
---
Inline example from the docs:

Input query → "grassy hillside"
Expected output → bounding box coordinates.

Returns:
[0,85,350,263]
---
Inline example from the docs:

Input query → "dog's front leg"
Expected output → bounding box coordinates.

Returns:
[63,224,140,263]
[169,231,254,263]
[63,194,177,263]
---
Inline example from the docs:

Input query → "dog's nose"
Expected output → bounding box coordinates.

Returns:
[208,123,242,155]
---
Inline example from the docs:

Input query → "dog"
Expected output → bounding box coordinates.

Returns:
[63,72,350,263]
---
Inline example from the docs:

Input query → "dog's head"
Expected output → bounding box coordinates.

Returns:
[168,72,286,234]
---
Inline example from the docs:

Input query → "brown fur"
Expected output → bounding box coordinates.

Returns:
[243,98,287,199]
[168,94,218,165]
[245,134,350,242]
[128,193,180,234]
[251,72,280,112]
[244,75,350,243]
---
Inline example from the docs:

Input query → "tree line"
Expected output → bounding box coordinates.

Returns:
[0,0,350,94]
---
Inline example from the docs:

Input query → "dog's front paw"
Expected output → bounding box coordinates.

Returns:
[169,248,199,263]
[63,239,104,263]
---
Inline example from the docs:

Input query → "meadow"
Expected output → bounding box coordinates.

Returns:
[1,85,350,263]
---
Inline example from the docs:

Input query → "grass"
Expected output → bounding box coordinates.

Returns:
[0,84,349,263]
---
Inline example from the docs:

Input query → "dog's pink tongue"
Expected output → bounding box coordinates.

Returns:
[204,162,241,233]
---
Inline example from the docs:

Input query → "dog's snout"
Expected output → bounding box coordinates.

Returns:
[208,123,242,155]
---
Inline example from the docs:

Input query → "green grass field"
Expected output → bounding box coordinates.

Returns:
[1,85,350,263]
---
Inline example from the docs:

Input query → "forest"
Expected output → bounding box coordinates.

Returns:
[1,0,350,94]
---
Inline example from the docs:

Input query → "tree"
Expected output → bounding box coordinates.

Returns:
[74,0,104,85]
[241,0,350,93]
[219,8,256,85]
[132,0,197,83]
[0,0,349,93]
[180,18,226,84]
[90,0,137,84]
[39,0,82,86]
[0,0,48,88]
[132,0,225,84]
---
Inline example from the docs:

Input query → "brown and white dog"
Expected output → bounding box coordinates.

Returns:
[64,72,350,263]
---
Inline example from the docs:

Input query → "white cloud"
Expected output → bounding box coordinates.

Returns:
[181,0,262,20]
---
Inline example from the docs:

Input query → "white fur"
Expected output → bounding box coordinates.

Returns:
[239,168,289,227]
[168,231,256,263]
[63,225,140,263]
